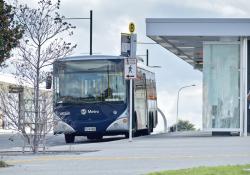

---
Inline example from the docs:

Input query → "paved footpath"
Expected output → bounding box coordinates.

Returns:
[0,133,250,175]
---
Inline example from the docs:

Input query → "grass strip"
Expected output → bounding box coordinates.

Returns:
[148,164,250,175]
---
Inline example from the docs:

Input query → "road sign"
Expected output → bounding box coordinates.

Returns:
[124,58,137,79]
[129,22,135,33]
[130,34,137,58]
[121,33,131,57]
[121,33,137,57]
[9,85,24,93]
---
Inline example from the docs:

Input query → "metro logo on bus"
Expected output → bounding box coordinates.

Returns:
[124,58,137,79]
[81,109,100,115]
[81,109,87,115]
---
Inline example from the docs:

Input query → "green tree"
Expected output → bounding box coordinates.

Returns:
[170,120,196,132]
[0,160,8,167]
[0,0,23,66]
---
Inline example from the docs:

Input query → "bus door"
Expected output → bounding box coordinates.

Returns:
[134,72,147,129]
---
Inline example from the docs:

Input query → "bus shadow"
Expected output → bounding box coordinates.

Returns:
[74,136,126,144]
[46,135,126,147]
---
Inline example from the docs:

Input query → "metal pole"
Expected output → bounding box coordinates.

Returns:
[240,37,244,137]
[55,12,93,55]
[146,49,149,66]
[176,85,196,132]
[128,33,137,142]
[90,10,93,55]
[129,79,133,141]
[243,37,248,136]
[176,90,180,132]
[18,92,21,130]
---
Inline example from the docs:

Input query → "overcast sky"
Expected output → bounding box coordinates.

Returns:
[14,0,250,131]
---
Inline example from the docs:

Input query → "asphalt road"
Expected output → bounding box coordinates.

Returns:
[0,133,250,175]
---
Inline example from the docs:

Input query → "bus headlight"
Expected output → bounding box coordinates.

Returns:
[106,117,128,131]
[106,109,128,131]
[53,114,75,134]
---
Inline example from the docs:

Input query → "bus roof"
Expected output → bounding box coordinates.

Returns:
[57,55,125,62]
[56,55,156,73]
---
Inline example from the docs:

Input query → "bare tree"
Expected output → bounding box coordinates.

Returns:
[0,85,20,130]
[0,0,76,153]
[0,86,53,151]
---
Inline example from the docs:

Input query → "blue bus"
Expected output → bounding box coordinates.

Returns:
[51,55,158,143]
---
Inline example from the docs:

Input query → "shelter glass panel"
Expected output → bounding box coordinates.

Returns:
[203,43,240,129]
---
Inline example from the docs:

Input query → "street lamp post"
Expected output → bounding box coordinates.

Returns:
[137,49,161,68]
[146,49,149,66]
[90,10,93,55]
[176,84,196,132]
[145,49,161,68]
[55,10,93,55]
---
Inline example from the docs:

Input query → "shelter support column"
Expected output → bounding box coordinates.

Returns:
[240,37,248,137]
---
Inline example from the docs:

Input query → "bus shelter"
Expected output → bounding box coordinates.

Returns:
[146,18,250,136]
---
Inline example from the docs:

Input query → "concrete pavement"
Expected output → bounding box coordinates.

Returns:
[0,133,250,175]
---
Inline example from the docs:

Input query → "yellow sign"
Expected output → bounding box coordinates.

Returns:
[129,22,135,33]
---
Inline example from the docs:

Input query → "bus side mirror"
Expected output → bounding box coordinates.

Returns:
[46,75,52,89]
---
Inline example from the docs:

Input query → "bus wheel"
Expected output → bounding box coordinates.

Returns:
[125,112,138,138]
[144,126,151,135]
[144,113,152,135]
[125,131,137,138]
[133,112,138,137]
[150,113,154,132]
[65,134,75,143]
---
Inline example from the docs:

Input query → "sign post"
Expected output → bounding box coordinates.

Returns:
[127,22,137,142]
[124,58,137,142]
[121,22,137,142]
[129,76,133,142]
[8,85,24,130]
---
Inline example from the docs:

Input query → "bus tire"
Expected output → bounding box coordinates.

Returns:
[145,112,152,135]
[125,112,138,138]
[150,113,154,132]
[133,112,138,137]
[65,134,75,143]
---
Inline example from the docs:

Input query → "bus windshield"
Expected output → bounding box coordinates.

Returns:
[54,59,126,104]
